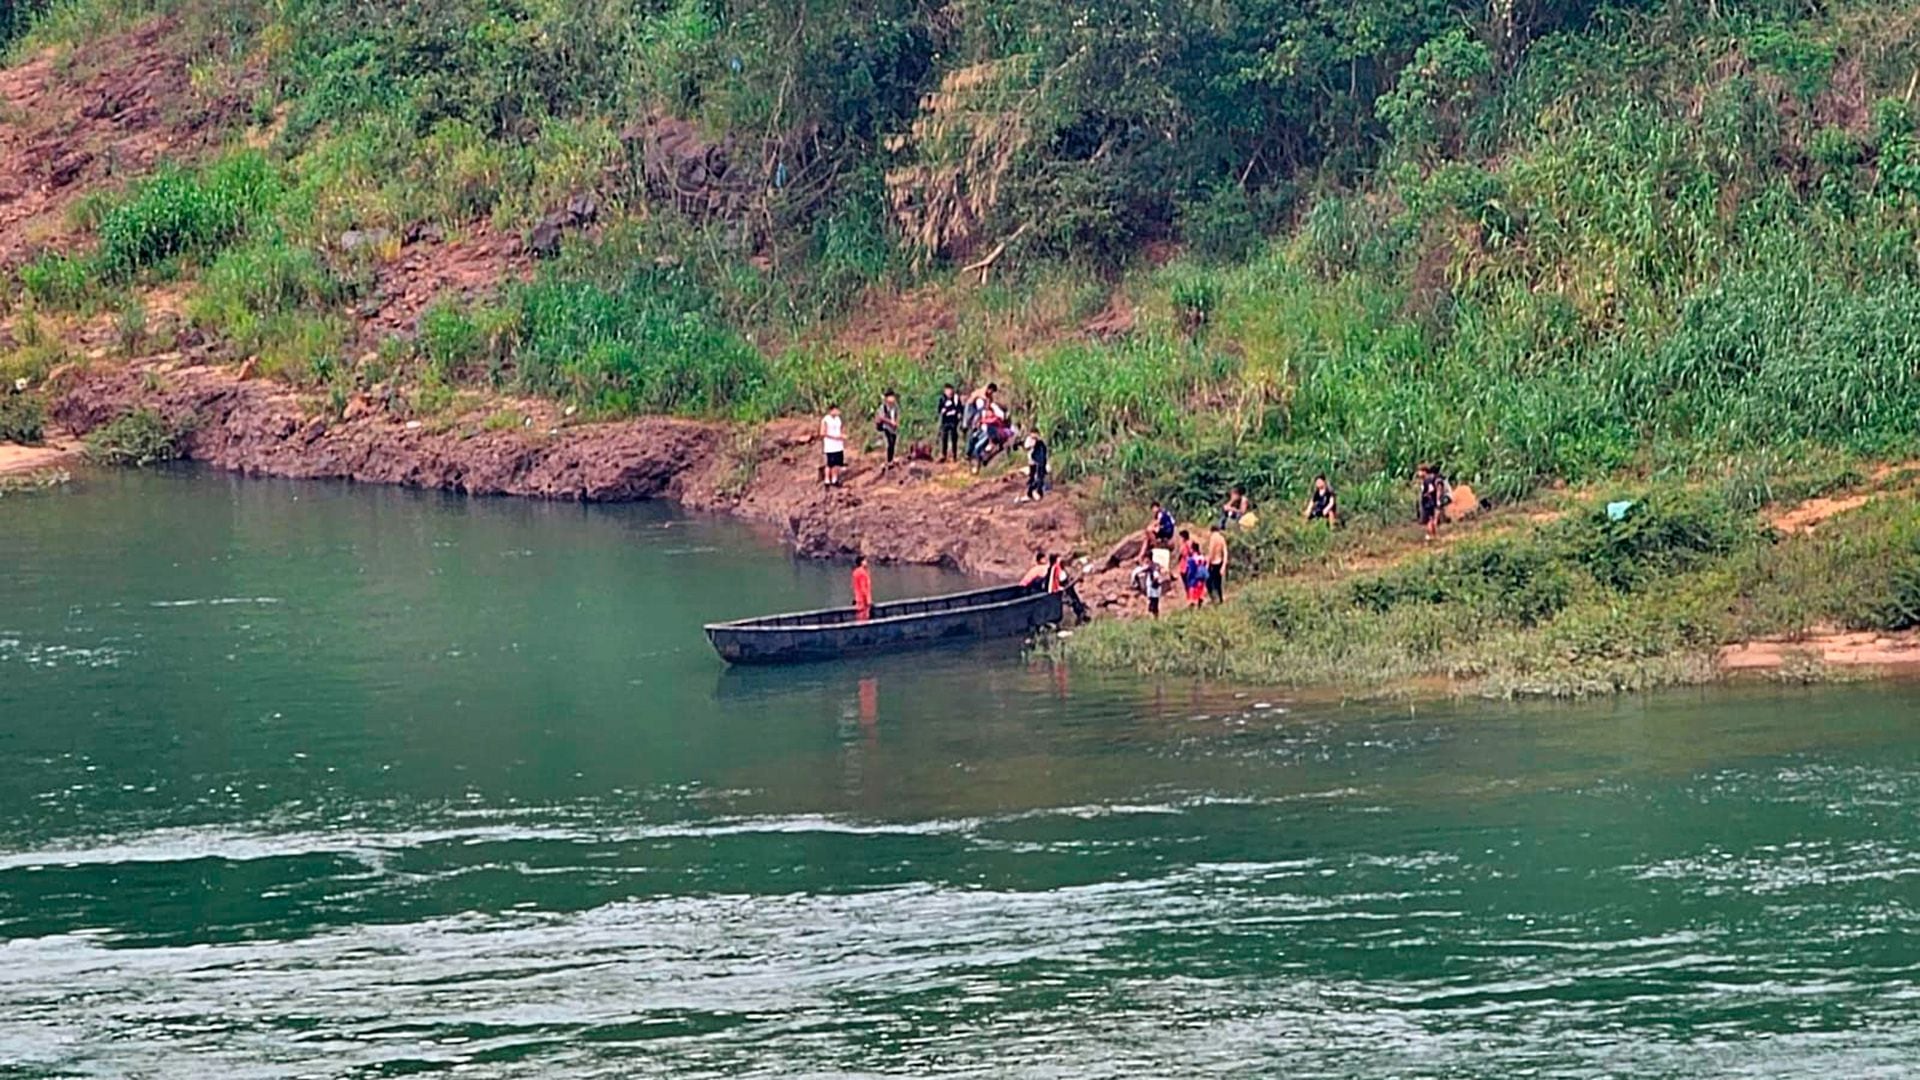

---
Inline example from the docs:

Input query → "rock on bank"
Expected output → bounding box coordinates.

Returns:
[51,362,1087,582]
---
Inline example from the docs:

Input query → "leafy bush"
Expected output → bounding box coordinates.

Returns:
[1016,335,1238,454]
[16,253,93,309]
[1169,272,1222,330]
[187,238,350,386]
[0,0,55,52]
[1551,490,1754,593]
[0,393,47,445]
[84,408,189,466]
[418,300,486,382]
[810,196,898,313]
[1180,183,1261,263]
[1873,549,1920,632]
[1349,536,1575,628]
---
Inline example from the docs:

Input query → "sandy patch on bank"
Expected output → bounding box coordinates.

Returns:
[1720,630,1920,673]
[0,436,80,475]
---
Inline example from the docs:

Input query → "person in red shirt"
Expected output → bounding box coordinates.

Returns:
[851,555,873,622]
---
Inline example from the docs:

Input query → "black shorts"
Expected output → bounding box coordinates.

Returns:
[826,450,845,468]
[1206,565,1224,598]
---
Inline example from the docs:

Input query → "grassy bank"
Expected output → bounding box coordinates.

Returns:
[1065,479,1920,697]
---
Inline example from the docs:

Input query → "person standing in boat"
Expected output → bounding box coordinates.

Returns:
[820,405,846,487]
[851,555,873,622]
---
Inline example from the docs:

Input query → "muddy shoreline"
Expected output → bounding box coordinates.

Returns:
[47,361,1109,594]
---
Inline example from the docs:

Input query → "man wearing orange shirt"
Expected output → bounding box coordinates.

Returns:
[851,555,873,622]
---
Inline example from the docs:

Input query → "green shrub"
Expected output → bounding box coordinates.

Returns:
[1180,183,1261,263]
[197,238,344,317]
[0,393,47,445]
[1169,272,1222,330]
[418,300,485,382]
[1552,490,1755,593]
[84,408,188,466]
[1872,549,1920,631]
[810,196,898,314]
[16,253,94,309]
[1016,335,1239,454]
[96,152,281,278]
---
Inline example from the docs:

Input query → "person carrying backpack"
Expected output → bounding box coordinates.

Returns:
[1151,502,1177,544]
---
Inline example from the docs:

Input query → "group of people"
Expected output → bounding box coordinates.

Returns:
[837,423,1457,620]
[820,383,1050,501]
[1122,464,1456,616]
[1129,501,1231,618]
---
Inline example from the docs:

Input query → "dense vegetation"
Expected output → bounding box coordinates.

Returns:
[6,2,1920,667]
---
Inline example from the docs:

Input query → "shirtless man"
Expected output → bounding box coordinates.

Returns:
[1205,527,1229,603]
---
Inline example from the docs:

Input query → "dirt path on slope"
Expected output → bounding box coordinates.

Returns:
[1767,463,1920,535]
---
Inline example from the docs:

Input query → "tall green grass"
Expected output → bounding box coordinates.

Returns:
[97,152,281,278]
[509,269,772,417]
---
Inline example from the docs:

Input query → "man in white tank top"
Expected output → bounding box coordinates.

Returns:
[820,406,845,487]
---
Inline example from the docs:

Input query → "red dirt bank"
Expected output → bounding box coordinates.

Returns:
[51,361,1107,590]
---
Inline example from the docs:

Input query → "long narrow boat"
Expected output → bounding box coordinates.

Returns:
[704,584,1064,665]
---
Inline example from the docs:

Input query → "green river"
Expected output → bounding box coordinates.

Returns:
[2,468,1917,1078]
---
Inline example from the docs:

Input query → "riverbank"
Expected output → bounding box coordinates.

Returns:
[45,358,1097,587]
[1061,474,1920,698]
[23,359,1920,699]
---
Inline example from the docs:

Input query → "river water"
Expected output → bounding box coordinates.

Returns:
[2,468,1917,1078]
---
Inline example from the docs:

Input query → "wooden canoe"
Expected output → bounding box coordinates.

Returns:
[704,584,1064,665]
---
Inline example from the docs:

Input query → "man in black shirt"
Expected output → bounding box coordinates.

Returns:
[1025,431,1050,501]
[936,384,963,462]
